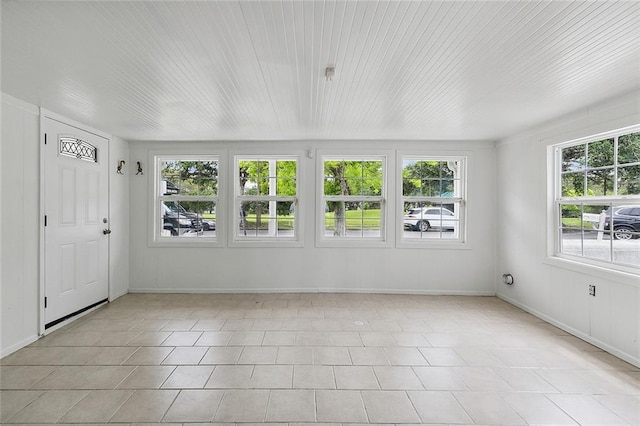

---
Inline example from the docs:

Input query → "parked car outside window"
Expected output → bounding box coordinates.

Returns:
[403,206,456,232]
[604,205,640,240]
[162,202,205,235]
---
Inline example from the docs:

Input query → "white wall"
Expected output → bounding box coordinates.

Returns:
[129,140,497,294]
[1,94,40,356]
[496,90,640,367]
[109,136,130,299]
[0,95,130,357]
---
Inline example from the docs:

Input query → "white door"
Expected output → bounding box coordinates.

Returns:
[43,117,109,328]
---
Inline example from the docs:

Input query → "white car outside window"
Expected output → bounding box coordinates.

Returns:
[403,207,456,232]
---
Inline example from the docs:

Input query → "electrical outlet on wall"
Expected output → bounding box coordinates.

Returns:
[589,285,596,297]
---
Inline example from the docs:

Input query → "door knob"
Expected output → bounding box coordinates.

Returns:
[103,229,112,235]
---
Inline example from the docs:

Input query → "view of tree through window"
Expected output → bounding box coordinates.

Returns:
[236,158,297,239]
[322,159,384,238]
[157,157,218,239]
[557,130,640,268]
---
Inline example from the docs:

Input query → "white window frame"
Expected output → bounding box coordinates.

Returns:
[397,154,467,248]
[552,125,640,273]
[150,153,223,247]
[230,154,302,247]
[316,152,391,248]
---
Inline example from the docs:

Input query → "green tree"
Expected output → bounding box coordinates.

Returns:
[238,159,297,229]
[402,160,454,199]
[324,160,382,236]
[561,133,640,197]
[161,160,218,212]
[618,132,640,195]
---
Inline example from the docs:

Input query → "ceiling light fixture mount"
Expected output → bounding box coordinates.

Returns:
[325,66,335,81]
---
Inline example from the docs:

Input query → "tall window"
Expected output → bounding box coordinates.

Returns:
[155,156,218,241]
[555,129,640,269]
[400,157,465,242]
[321,157,385,239]
[235,156,298,241]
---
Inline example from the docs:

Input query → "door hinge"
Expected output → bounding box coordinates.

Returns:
[44,297,47,308]
[44,215,47,226]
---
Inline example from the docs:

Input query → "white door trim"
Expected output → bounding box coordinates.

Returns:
[38,109,112,336]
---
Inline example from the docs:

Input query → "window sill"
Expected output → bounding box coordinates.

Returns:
[150,238,223,248]
[315,238,392,249]
[544,255,639,287]
[396,240,471,250]
[229,239,303,248]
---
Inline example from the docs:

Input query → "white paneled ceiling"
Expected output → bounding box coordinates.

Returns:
[2,1,639,141]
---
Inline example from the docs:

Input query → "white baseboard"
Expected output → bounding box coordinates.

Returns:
[110,289,129,301]
[497,293,640,368]
[1,334,39,358]
[127,287,497,296]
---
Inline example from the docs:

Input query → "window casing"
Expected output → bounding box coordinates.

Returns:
[319,156,387,243]
[554,128,640,270]
[233,156,299,244]
[399,156,466,244]
[154,155,219,245]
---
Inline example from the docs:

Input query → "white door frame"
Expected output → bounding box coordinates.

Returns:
[39,109,111,335]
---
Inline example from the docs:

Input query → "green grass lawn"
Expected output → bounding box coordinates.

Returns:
[228,209,383,230]
[325,209,381,229]
[562,217,603,230]
[562,217,582,228]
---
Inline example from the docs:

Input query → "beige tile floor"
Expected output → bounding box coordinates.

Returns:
[1,293,639,425]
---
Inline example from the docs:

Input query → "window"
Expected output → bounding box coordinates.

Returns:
[234,156,298,242]
[400,157,465,242]
[555,129,640,269]
[321,157,386,240]
[154,156,219,242]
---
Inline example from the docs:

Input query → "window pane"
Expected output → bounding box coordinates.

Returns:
[362,161,383,179]
[276,178,296,196]
[255,161,269,178]
[160,160,218,195]
[586,168,614,196]
[440,162,455,179]
[560,204,583,256]
[239,160,272,195]
[324,160,383,196]
[618,132,640,165]
[605,204,640,241]
[345,178,362,195]
[362,179,382,196]
[402,202,459,239]
[560,203,583,231]
[562,172,584,196]
[617,165,640,195]
[402,160,417,175]
[275,201,296,235]
[276,160,296,178]
[238,201,272,237]
[402,178,421,196]
[441,179,455,195]
[421,180,441,197]
[608,204,640,266]
[562,144,585,172]
[161,201,216,238]
[582,204,611,262]
[613,233,640,266]
[324,201,381,238]
[587,138,614,168]
[324,161,347,195]
[402,160,458,197]
[237,201,296,238]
